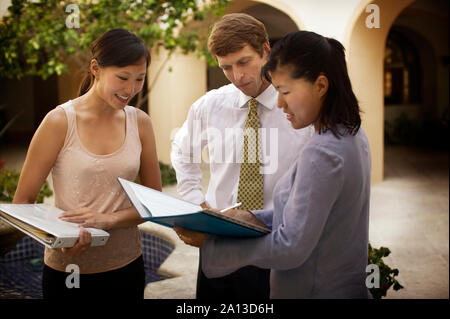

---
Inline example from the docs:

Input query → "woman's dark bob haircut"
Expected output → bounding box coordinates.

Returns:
[263,30,361,137]
[78,28,150,96]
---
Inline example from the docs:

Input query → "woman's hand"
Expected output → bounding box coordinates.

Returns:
[173,226,206,248]
[59,207,115,230]
[222,209,267,228]
[60,227,92,257]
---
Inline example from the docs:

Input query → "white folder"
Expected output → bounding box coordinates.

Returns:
[0,203,110,248]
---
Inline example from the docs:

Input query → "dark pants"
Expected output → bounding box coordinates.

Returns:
[196,252,270,300]
[42,255,145,299]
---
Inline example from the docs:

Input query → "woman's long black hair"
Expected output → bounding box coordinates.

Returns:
[263,31,361,137]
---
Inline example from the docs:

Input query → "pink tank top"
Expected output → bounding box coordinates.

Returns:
[45,100,142,274]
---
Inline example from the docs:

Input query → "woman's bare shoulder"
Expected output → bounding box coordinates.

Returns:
[135,107,154,137]
[40,105,68,134]
[135,107,152,123]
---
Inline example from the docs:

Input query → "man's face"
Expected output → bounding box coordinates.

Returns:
[216,43,270,97]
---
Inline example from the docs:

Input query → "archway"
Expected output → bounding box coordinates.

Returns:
[383,25,438,145]
[383,0,448,149]
[344,0,415,183]
[345,0,448,182]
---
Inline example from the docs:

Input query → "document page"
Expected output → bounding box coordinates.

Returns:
[0,204,83,236]
[0,204,109,238]
[128,181,202,217]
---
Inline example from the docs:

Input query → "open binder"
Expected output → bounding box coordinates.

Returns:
[0,204,110,248]
[118,178,270,237]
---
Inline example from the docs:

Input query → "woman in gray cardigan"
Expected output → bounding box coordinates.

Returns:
[175,30,372,299]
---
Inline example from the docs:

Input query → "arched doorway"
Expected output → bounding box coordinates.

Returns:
[344,0,415,183]
[383,1,448,149]
[345,0,448,182]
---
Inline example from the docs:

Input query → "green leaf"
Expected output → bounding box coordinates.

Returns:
[0,0,230,81]
[393,282,404,290]
[367,243,404,298]
[30,40,40,50]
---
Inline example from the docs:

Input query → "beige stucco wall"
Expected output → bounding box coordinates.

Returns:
[0,1,11,18]
[227,0,304,30]
[148,49,207,164]
[344,0,414,183]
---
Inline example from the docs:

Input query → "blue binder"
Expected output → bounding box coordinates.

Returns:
[118,178,270,238]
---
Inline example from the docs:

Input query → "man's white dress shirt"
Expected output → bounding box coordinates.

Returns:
[171,83,314,210]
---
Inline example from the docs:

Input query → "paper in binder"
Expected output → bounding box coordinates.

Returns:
[118,178,270,237]
[0,203,110,248]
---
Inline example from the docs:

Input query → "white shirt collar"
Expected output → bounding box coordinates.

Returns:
[237,84,277,110]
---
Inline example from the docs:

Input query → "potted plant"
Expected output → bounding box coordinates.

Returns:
[368,243,404,298]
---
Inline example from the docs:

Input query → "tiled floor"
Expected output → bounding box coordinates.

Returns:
[368,146,448,298]
[0,143,448,298]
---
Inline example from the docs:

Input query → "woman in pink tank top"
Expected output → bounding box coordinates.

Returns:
[13,29,162,299]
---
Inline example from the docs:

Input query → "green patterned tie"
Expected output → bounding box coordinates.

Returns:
[237,98,264,210]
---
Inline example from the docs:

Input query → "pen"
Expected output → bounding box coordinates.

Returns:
[219,202,242,213]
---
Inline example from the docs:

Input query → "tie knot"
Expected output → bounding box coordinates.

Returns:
[248,99,258,113]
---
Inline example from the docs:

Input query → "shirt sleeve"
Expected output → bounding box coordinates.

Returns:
[251,209,273,229]
[170,98,208,205]
[201,144,345,278]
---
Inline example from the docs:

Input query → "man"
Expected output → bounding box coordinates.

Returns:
[171,13,313,299]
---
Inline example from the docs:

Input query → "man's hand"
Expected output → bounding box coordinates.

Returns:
[173,226,206,248]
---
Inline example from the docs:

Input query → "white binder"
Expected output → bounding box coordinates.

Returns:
[0,203,110,248]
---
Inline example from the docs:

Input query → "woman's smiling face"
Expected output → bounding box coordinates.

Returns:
[91,56,147,110]
[270,65,328,131]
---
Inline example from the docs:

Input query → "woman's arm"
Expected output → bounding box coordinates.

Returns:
[12,108,92,255]
[13,108,67,204]
[136,108,162,192]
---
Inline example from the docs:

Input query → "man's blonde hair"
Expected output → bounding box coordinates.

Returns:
[207,13,269,57]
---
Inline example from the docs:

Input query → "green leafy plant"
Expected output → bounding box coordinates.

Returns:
[0,167,53,251]
[385,110,449,149]
[134,162,176,187]
[0,0,229,109]
[159,162,177,187]
[367,243,404,299]
[0,168,52,203]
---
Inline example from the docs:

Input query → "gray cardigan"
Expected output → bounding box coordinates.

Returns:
[201,127,372,298]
